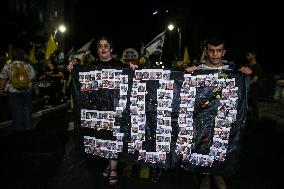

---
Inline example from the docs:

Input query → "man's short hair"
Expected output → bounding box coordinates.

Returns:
[206,37,225,48]
[246,48,258,56]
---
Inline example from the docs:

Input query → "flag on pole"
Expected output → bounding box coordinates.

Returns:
[71,38,94,62]
[183,46,190,65]
[45,35,58,60]
[29,43,36,64]
[144,31,165,58]
[66,47,75,59]
[76,38,94,53]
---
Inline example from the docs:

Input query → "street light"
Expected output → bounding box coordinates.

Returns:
[167,24,182,61]
[58,24,66,33]
[54,24,67,56]
[54,24,66,37]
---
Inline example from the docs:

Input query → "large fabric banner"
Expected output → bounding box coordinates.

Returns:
[72,66,249,175]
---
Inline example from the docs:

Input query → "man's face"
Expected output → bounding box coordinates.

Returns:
[97,39,111,60]
[206,44,226,66]
[246,52,255,62]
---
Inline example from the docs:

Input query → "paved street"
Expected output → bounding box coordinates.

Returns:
[0,97,283,189]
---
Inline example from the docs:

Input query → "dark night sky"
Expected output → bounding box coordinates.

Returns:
[67,1,282,73]
[0,1,281,73]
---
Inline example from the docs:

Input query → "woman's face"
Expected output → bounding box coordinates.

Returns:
[97,39,112,61]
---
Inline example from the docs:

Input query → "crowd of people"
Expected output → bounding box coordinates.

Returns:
[0,34,282,189]
[0,47,73,132]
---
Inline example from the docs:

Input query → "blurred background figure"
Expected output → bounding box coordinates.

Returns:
[245,48,263,125]
[0,49,36,131]
[39,53,65,106]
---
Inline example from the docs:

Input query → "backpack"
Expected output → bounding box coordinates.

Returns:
[11,62,29,89]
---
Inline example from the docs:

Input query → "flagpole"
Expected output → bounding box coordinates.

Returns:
[178,27,182,61]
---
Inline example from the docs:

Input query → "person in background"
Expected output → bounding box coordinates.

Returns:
[42,56,65,106]
[51,59,64,103]
[245,48,262,125]
[184,37,251,189]
[66,57,81,112]
[0,49,36,131]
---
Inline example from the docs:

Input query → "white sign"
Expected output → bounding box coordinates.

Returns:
[122,48,139,61]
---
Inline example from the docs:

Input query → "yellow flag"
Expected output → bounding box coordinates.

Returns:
[183,46,190,65]
[45,35,58,60]
[29,43,36,64]
[139,56,146,65]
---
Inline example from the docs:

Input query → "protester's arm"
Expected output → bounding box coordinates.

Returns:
[0,78,5,91]
[66,73,72,88]
[276,80,284,86]
[0,78,7,95]
[0,65,8,95]
[49,70,64,78]
[238,66,252,75]
[250,75,258,84]
[129,63,138,70]
[184,66,198,73]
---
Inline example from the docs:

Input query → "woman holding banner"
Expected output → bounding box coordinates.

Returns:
[94,36,137,185]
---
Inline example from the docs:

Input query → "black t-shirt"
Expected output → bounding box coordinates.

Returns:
[248,63,262,91]
[92,59,128,111]
[93,59,127,69]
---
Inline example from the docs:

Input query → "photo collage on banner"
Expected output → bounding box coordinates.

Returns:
[129,69,172,164]
[77,68,243,168]
[176,73,238,167]
[80,69,127,159]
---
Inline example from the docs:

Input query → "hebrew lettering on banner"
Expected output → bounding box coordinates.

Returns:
[73,67,249,173]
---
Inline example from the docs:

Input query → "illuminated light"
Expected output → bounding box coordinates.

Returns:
[58,24,66,33]
[167,24,174,31]
[152,11,158,15]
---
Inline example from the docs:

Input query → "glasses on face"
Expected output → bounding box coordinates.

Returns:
[97,44,110,49]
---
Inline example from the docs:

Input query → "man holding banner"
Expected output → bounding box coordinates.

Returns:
[184,37,251,189]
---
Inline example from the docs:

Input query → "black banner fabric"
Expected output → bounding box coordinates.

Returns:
[72,66,249,174]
